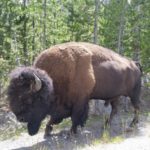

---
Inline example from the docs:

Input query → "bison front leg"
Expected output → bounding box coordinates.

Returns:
[44,117,63,137]
[71,101,89,134]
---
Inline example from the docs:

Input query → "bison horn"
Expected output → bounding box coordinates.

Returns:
[33,73,42,92]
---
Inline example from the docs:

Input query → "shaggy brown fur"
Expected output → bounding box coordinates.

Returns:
[8,42,142,136]
[34,42,142,133]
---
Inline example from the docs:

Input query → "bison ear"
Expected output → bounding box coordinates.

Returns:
[30,73,42,92]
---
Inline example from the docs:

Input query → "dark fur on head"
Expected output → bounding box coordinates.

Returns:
[7,67,55,135]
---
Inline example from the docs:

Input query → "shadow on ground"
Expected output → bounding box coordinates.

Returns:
[11,126,102,150]
[11,114,144,150]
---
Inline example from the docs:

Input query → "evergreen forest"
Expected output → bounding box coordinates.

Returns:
[0,0,150,99]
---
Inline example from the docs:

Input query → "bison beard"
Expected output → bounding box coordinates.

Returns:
[27,120,41,136]
[7,42,142,136]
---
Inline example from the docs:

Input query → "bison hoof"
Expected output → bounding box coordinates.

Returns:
[129,120,138,128]
[125,126,134,132]
[44,125,53,137]
[65,130,77,139]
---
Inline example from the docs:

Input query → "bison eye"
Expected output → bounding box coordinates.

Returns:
[18,75,25,82]
[18,95,22,99]
[18,74,23,81]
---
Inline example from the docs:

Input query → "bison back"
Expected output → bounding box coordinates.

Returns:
[34,43,96,104]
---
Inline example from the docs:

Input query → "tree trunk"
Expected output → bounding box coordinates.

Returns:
[43,0,47,49]
[133,4,141,62]
[93,0,99,44]
[117,0,127,54]
[31,16,35,64]
[0,82,2,102]
[133,26,141,62]
[23,0,28,65]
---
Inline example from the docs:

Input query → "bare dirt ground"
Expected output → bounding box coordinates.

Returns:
[0,110,150,150]
[85,119,150,150]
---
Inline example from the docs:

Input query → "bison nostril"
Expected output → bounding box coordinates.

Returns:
[18,116,25,122]
[20,117,24,122]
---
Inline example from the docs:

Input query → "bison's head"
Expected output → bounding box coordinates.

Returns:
[7,67,55,135]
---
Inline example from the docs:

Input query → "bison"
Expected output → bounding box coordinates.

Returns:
[7,42,142,136]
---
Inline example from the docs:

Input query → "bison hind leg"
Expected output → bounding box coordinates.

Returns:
[129,98,140,127]
[129,80,141,127]
[105,97,119,127]
[129,108,139,127]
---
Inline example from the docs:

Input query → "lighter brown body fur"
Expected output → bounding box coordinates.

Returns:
[34,42,140,101]
[34,42,141,134]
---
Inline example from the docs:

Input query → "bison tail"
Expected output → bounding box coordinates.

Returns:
[135,61,143,74]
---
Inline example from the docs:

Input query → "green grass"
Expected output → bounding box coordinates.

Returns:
[0,126,26,141]
[92,130,124,146]
[86,115,103,127]
[54,118,72,130]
